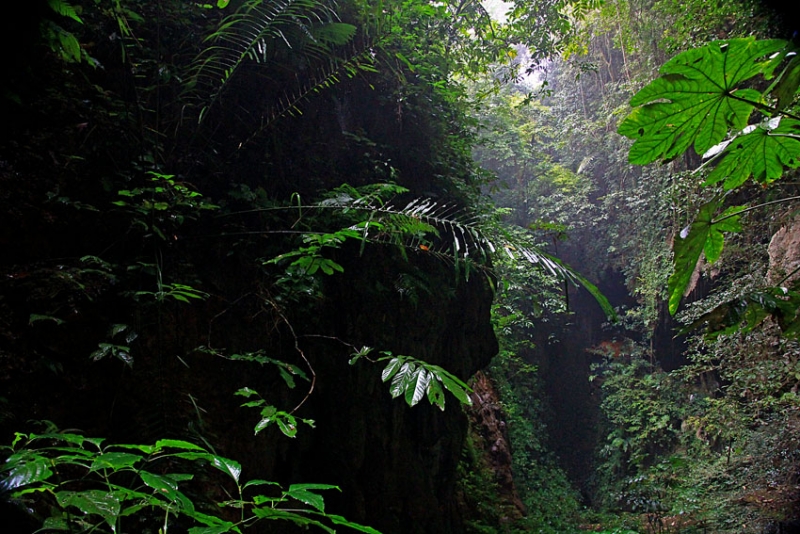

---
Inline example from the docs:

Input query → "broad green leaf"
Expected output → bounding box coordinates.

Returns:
[252,507,335,532]
[254,417,273,435]
[619,38,789,164]
[154,439,205,452]
[56,490,121,529]
[404,368,430,407]
[668,199,743,314]
[112,443,155,454]
[29,313,65,325]
[381,357,403,382]
[427,377,446,411]
[90,452,142,471]
[278,366,296,389]
[326,513,383,534]
[139,471,195,512]
[57,30,82,63]
[140,470,178,493]
[438,374,472,406]
[1,454,53,491]
[286,483,337,512]
[186,509,239,534]
[243,479,281,490]
[276,416,298,438]
[389,362,416,399]
[211,455,242,483]
[704,118,800,188]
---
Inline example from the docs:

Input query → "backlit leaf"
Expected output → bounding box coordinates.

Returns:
[703,118,800,188]
[619,38,789,164]
[668,198,743,314]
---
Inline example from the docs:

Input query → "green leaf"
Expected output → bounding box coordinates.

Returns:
[404,368,430,407]
[42,517,70,530]
[112,443,155,454]
[667,198,743,314]
[90,452,142,471]
[426,376,446,411]
[29,314,65,326]
[312,23,357,46]
[388,362,416,399]
[153,439,205,452]
[703,117,800,188]
[438,373,472,406]
[186,510,240,534]
[47,0,83,23]
[140,470,178,494]
[619,38,789,164]
[140,471,195,512]
[276,416,298,438]
[770,53,800,111]
[326,514,383,534]
[211,455,242,483]
[251,507,334,532]
[56,490,120,529]
[286,483,338,512]
[278,366,296,388]
[380,357,403,382]
[243,479,281,491]
[254,417,272,434]
[1,454,53,491]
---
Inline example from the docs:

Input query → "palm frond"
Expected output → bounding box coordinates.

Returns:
[314,188,615,318]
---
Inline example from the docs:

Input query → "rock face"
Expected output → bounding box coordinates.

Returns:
[0,234,499,534]
[769,218,800,286]
[292,249,499,533]
[463,371,526,518]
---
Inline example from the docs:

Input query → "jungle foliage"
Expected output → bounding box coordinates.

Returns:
[464,0,800,533]
[0,0,609,532]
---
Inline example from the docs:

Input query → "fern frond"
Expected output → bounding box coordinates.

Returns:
[184,0,355,124]
[47,0,83,23]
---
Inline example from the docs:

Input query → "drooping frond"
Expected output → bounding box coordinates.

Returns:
[266,43,379,124]
[313,185,615,318]
[184,0,356,124]
[234,42,379,150]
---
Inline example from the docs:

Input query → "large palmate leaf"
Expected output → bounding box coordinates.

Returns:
[668,198,743,314]
[619,38,789,164]
[703,117,800,189]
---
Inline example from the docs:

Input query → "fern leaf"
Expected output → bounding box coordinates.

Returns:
[185,0,355,124]
[47,0,83,23]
